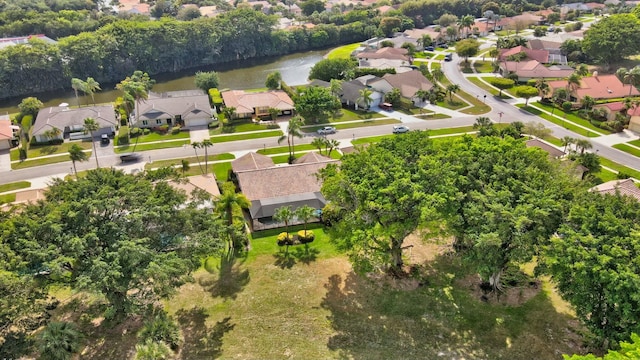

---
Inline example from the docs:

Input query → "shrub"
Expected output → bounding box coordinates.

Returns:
[208,120,219,129]
[170,126,181,135]
[157,125,169,134]
[276,232,293,246]
[208,88,223,106]
[138,311,182,351]
[297,230,315,243]
[617,172,631,179]
[118,125,130,145]
[130,127,142,138]
[143,128,151,135]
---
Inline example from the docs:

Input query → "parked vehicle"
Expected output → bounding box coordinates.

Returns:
[425,46,435,51]
[100,134,110,145]
[444,53,453,62]
[392,125,410,134]
[380,102,393,111]
[120,153,142,163]
[317,126,337,135]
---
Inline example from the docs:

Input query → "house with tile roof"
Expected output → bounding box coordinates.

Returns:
[134,90,213,128]
[380,70,434,104]
[592,101,627,121]
[32,105,117,143]
[309,79,383,110]
[590,179,640,202]
[356,47,410,63]
[525,138,565,158]
[499,60,574,81]
[293,151,333,164]
[231,152,275,173]
[548,74,640,102]
[0,117,19,150]
[499,45,551,64]
[221,90,294,119]
[629,105,640,133]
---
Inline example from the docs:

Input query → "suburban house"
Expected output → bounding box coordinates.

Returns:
[32,105,117,143]
[499,45,566,64]
[404,27,443,44]
[117,0,151,15]
[309,79,383,110]
[499,60,574,81]
[133,90,213,128]
[355,47,412,71]
[221,90,294,120]
[168,175,221,202]
[293,151,333,164]
[0,34,56,50]
[526,138,565,158]
[379,70,434,105]
[590,179,640,202]
[233,152,337,230]
[548,74,640,102]
[0,117,19,150]
[501,12,545,30]
[629,105,640,133]
[592,102,627,121]
[527,39,564,56]
[231,152,275,174]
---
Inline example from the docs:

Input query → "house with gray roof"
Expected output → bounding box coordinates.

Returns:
[133,90,213,128]
[32,105,117,143]
[309,79,383,110]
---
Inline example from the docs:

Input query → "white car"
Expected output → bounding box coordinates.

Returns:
[317,126,337,135]
[393,125,410,134]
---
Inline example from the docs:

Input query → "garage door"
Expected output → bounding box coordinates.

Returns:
[185,118,210,127]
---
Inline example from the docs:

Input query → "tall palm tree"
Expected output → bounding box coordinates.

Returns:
[561,136,575,153]
[489,47,499,60]
[311,137,325,154]
[38,321,82,360]
[83,117,100,168]
[215,182,251,250]
[191,141,204,174]
[566,72,582,97]
[575,139,592,155]
[326,138,340,157]
[201,139,213,175]
[71,78,85,108]
[68,144,88,176]
[273,205,294,237]
[415,89,429,104]
[83,77,101,106]
[582,95,595,110]
[457,14,475,38]
[357,88,373,110]
[617,66,640,96]
[295,205,316,233]
[575,64,589,77]
[446,84,460,102]
[116,71,154,127]
[535,78,550,100]
[180,159,190,176]
[278,116,304,163]
[329,79,343,98]
[43,127,62,141]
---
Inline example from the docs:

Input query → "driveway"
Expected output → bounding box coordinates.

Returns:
[0,149,10,172]
[189,125,210,143]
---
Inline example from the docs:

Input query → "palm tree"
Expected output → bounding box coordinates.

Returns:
[415,89,429,104]
[431,68,444,83]
[357,88,373,110]
[561,136,575,153]
[181,159,190,176]
[278,116,304,163]
[215,182,251,250]
[71,78,85,107]
[273,205,294,237]
[535,78,550,100]
[575,64,589,77]
[575,139,592,155]
[38,321,82,360]
[116,71,154,127]
[446,84,460,102]
[68,144,88,176]
[83,77,101,106]
[201,139,213,175]
[83,117,100,168]
[295,205,316,233]
[582,95,595,110]
[43,127,62,141]
[446,26,458,41]
[566,72,582,97]
[326,138,340,157]
[221,106,236,125]
[329,79,343,98]
[311,137,326,154]
[457,14,475,38]
[191,141,204,174]
[135,339,173,360]
[617,66,640,96]
[489,47,499,60]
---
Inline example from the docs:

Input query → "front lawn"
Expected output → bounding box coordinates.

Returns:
[436,98,467,110]
[457,89,492,115]
[628,139,640,147]
[144,153,236,170]
[613,143,640,157]
[326,43,361,59]
[114,140,191,153]
[599,157,640,181]
[210,130,283,143]
[210,121,278,135]
[115,131,190,146]
[530,102,611,135]
[473,61,495,73]
[11,141,92,161]
[0,181,31,193]
[331,109,384,123]
[0,193,16,204]
[12,153,83,170]
[517,105,600,138]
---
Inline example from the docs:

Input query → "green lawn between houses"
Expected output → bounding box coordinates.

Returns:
[0,181,31,193]
[10,141,92,161]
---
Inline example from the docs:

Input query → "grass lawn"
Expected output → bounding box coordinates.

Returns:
[431,62,441,71]
[114,140,191,153]
[541,135,563,147]
[599,157,640,180]
[0,181,31,193]
[415,113,452,120]
[144,153,236,170]
[428,126,475,136]
[413,52,433,59]
[12,153,81,170]
[302,119,400,133]
[466,77,511,99]
[11,141,92,161]
[458,90,492,115]
[331,109,384,123]
[613,143,640,157]
[517,105,600,138]
[0,193,16,204]
[210,130,283,143]
[115,131,190,146]
[594,168,620,183]
[436,98,467,110]
[209,122,278,135]
[531,102,611,135]
[326,43,360,59]
[433,54,446,61]
[628,139,640,147]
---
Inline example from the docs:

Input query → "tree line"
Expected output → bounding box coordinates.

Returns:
[0,8,376,100]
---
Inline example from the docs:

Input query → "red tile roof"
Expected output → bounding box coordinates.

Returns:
[501,60,574,79]
[356,47,410,61]
[0,119,13,140]
[221,90,294,115]
[629,105,640,117]
[591,179,640,202]
[596,101,626,112]
[499,45,549,63]
[548,75,640,100]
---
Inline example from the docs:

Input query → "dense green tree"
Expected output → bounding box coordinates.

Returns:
[379,17,402,37]
[37,322,82,360]
[513,85,538,106]
[300,0,324,16]
[488,77,514,96]
[176,6,201,21]
[384,88,402,107]
[581,14,640,66]
[18,97,43,117]
[116,71,155,126]
[319,131,439,275]
[308,58,356,82]
[295,86,341,124]
[194,71,220,92]
[564,334,640,359]
[540,192,640,348]
[265,71,281,90]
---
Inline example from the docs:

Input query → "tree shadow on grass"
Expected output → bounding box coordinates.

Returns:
[200,248,250,300]
[273,243,320,269]
[320,254,585,360]
[176,307,235,359]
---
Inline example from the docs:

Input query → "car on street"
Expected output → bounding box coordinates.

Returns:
[424,46,435,51]
[100,134,110,145]
[392,125,410,134]
[120,153,142,163]
[444,53,453,62]
[317,126,337,135]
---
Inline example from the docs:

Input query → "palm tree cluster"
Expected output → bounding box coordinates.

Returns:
[616,66,640,96]
[311,136,340,157]
[71,77,101,107]
[277,116,304,164]
[191,139,214,175]
[561,136,592,154]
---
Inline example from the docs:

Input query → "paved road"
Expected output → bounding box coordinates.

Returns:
[442,52,640,171]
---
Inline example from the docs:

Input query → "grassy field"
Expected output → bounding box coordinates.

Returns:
[11,141,92,161]
[517,105,600,138]
[210,130,283,143]
[613,143,640,157]
[599,157,640,180]
[115,140,191,153]
[436,98,467,110]
[0,181,31,193]
[303,119,400,133]
[326,43,360,59]
[628,139,640,147]
[458,89,492,115]
[12,153,89,170]
[530,102,611,135]
[416,113,451,120]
